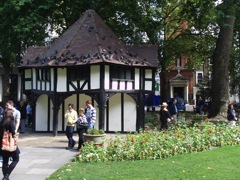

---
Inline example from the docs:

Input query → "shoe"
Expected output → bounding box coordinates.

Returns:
[66,147,72,150]
[2,174,9,180]
[72,141,76,148]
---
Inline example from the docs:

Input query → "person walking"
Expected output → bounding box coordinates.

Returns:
[169,99,178,126]
[227,103,237,126]
[197,96,204,115]
[85,100,96,129]
[76,108,88,150]
[5,100,21,134]
[159,102,173,130]
[18,101,27,134]
[65,103,78,150]
[0,109,20,180]
[26,102,32,127]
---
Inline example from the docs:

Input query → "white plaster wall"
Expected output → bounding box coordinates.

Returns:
[17,74,21,101]
[37,81,40,90]
[145,69,152,78]
[112,81,118,90]
[135,68,140,90]
[24,69,32,90]
[36,94,49,131]
[25,69,31,78]
[145,81,152,91]
[126,82,133,90]
[46,82,50,91]
[119,81,125,90]
[51,68,54,91]
[80,80,88,90]
[109,93,137,132]
[57,68,67,92]
[104,65,110,89]
[33,69,36,89]
[91,65,100,89]
[124,94,136,131]
[109,94,122,131]
[69,81,77,91]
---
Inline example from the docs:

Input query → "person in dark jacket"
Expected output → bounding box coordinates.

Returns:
[19,101,27,133]
[76,108,88,150]
[197,96,204,115]
[227,103,237,126]
[169,99,178,126]
[159,102,173,130]
[0,109,20,180]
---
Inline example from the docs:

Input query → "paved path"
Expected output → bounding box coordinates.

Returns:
[0,129,80,180]
[0,128,122,180]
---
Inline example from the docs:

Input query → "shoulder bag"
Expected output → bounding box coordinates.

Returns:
[76,119,88,129]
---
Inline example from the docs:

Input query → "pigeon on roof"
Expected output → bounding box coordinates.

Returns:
[20,10,158,68]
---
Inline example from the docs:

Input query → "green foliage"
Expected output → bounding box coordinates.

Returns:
[144,112,160,129]
[77,123,240,162]
[86,129,105,135]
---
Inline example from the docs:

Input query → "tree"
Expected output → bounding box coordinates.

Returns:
[209,0,237,118]
[0,0,54,102]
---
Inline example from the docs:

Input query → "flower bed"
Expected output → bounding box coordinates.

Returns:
[76,122,240,162]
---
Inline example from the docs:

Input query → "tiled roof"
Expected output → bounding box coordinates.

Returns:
[20,10,158,68]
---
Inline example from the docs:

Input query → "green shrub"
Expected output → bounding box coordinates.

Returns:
[77,123,240,162]
[144,112,160,129]
[86,129,105,135]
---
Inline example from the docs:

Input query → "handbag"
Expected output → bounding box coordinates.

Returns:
[2,130,17,152]
[79,122,88,128]
[76,119,88,129]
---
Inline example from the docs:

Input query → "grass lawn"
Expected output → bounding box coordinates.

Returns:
[48,145,240,180]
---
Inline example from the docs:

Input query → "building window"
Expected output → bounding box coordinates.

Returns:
[68,67,89,80]
[176,58,182,67]
[110,66,134,80]
[197,73,203,84]
[37,69,50,81]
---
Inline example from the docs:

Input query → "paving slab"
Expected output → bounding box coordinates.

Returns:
[0,128,79,180]
[0,128,124,180]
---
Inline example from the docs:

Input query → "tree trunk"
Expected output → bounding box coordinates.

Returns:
[209,15,235,118]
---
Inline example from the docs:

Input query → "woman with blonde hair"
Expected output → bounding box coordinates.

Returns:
[159,102,173,130]
[76,108,88,150]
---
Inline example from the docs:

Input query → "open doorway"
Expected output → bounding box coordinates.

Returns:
[174,87,184,99]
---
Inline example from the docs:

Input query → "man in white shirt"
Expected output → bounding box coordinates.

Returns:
[5,100,21,133]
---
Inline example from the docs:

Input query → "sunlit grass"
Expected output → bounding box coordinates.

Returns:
[48,145,240,180]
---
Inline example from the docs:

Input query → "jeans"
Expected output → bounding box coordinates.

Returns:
[1,149,20,177]
[65,126,75,147]
[77,127,87,149]
[27,114,32,126]
[19,119,26,133]
[88,122,94,129]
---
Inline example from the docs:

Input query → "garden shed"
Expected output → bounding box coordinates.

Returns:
[19,10,158,136]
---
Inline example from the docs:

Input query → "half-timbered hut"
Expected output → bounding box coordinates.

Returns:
[19,10,158,136]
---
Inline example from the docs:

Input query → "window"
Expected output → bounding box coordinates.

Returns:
[110,66,134,80]
[176,58,182,67]
[37,69,50,81]
[197,73,203,84]
[68,67,89,80]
